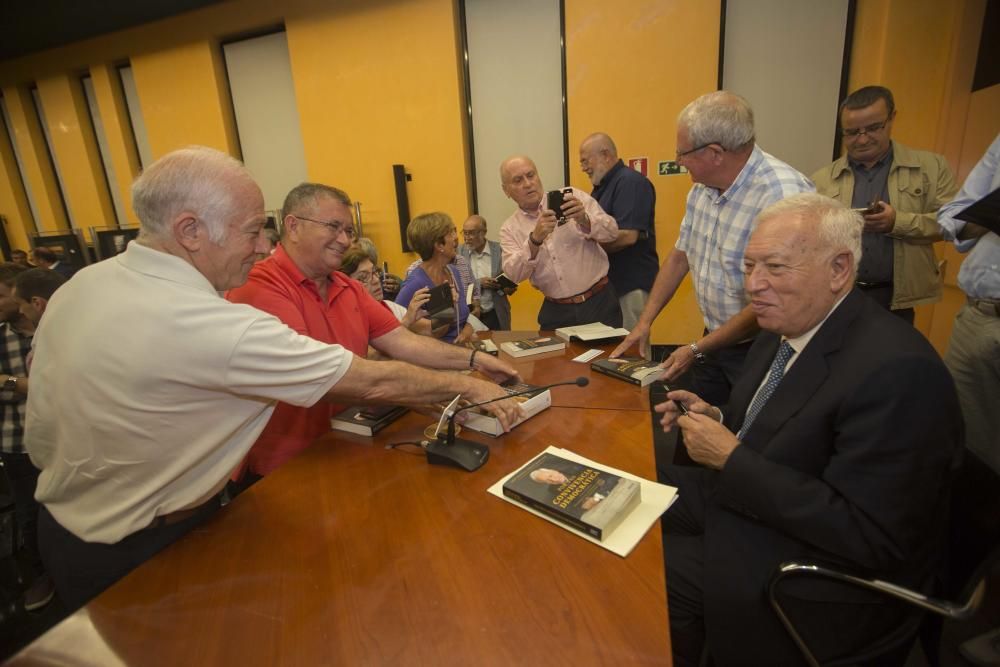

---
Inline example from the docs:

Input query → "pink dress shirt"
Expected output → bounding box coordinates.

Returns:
[499,187,617,299]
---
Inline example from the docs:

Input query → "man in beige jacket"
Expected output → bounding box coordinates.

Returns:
[812,85,957,323]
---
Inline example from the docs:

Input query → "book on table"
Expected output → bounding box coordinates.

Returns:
[330,405,408,436]
[555,322,630,343]
[460,380,552,437]
[462,338,498,356]
[501,450,642,541]
[499,335,566,358]
[590,357,663,387]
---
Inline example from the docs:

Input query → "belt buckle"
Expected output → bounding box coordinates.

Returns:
[572,293,586,304]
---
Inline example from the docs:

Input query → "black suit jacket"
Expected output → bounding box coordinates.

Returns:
[692,290,962,664]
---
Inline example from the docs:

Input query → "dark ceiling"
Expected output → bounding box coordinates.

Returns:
[0,0,225,62]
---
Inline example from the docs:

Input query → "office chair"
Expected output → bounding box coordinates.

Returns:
[767,450,1000,667]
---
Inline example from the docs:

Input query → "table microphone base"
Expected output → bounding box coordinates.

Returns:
[425,437,490,472]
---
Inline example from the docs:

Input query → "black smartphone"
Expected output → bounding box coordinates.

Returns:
[546,189,565,217]
[425,282,453,315]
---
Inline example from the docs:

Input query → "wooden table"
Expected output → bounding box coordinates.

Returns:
[491,331,652,412]
[9,342,671,666]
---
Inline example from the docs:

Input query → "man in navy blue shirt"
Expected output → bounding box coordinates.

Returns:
[579,133,659,332]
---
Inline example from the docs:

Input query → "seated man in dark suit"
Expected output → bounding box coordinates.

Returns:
[656,193,962,666]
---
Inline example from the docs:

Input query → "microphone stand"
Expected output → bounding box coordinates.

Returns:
[425,378,588,472]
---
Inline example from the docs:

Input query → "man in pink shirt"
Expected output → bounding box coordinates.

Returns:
[228,183,519,481]
[499,155,620,330]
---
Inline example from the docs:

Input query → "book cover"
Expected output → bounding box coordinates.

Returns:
[499,335,566,358]
[461,381,552,437]
[590,357,663,387]
[502,451,642,541]
[330,405,408,436]
[954,186,1000,236]
[555,322,630,343]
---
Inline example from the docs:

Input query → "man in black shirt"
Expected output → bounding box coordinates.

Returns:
[579,133,659,332]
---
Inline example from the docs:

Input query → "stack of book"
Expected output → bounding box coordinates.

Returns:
[499,335,566,358]
[330,405,408,436]
[555,322,630,343]
[461,381,552,437]
[590,357,663,387]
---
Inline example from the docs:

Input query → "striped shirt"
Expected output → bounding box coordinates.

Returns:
[0,322,31,454]
[676,145,814,331]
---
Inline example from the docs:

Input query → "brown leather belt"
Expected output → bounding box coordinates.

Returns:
[546,276,609,305]
[968,296,1000,317]
[150,495,220,529]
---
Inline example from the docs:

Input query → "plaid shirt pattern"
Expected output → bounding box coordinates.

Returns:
[0,322,31,454]
[676,145,814,331]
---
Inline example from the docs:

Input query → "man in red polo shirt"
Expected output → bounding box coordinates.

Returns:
[227,183,519,480]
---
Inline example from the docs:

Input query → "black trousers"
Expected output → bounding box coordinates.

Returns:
[537,284,622,330]
[38,500,219,612]
[478,308,502,331]
[0,452,43,579]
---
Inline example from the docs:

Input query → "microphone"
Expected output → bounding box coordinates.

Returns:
[425,377,589,472]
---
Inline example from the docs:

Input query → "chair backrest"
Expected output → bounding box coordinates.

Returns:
[943,450,1000,603]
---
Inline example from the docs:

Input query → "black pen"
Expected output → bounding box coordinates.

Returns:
[663,384,689,415]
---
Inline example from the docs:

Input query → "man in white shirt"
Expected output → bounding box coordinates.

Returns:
[459,214,512,330]
[26,146,521,611]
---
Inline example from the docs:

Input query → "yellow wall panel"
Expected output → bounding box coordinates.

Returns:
[36,74,117,236]
[130,41,241,159]
[286,0,469,278]
[89,64,142,226]
[0,118,34,251]
[0,86,68,232]
[563,0,720,343]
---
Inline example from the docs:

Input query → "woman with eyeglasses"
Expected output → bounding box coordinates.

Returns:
[395,212,475,344]
[339,242,431,334]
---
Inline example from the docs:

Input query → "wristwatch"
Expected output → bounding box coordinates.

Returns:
[688,342,706,364]
[3,376,17,391]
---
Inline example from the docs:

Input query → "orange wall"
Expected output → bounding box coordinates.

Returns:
[849,0,997,353]
[0,0,993,352]
[557,0,720,341]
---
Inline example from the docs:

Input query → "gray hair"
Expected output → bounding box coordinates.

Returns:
[756,193,863,271]
[280,183,353,239]
[353,237,379,264]
[132,146,249,243]
[677,91,755,151]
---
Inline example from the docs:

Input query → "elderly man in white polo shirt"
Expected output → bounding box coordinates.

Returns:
[25,146,521,611]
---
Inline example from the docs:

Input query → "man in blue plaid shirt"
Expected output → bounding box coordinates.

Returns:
[613,91,813,405]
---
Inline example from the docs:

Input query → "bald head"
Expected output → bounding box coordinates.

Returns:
[500,155,544,211]
[579,132,619,186]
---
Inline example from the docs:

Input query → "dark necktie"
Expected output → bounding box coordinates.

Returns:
[737,340,795,440]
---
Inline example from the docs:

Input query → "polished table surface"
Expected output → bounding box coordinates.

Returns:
[10,339,670,666]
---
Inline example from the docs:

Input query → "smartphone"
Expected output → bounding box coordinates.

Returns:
[546,189,565,218]
[851,201,882,215]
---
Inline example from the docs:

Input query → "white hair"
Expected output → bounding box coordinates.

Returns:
[677,91,755,151]
[755,193,863,271]
[132,146,251,243]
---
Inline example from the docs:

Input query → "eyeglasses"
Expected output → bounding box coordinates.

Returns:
[461,229,485,237]
[841,118,890,139]
[351,271,380,283]
[675,142,720,160]
[294,215,356,240]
